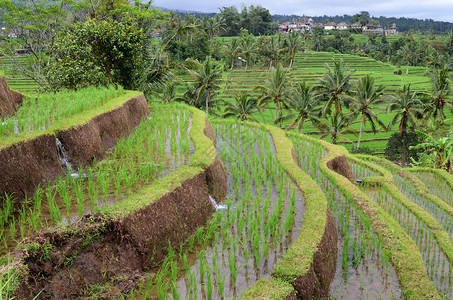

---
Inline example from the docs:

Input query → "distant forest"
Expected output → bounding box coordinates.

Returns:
[165,8,453,34]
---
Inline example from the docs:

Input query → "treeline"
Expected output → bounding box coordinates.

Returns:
[273,14,453,33]
[161,6,453,34]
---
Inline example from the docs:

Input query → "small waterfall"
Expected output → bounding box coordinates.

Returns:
[55,138,72,171]
[209,195,227,210]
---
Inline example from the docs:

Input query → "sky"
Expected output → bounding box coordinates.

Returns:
[153,0,453,22]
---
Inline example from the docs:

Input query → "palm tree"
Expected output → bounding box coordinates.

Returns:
[314,58,354,115]
[140,51,175,98]
[223,38,241,70]
[222,92,258,122]
[387,84,424,166]
[189,56,223,118]
[423,67,452,137]
[266,35,281,70]
[424,45,442,70]
[346,74,387,149]
[240,36,256,70]
[316,111,358,145]
[255,63,292,124]
[276,81,320,134]
[286,31,303,68]
[397,44,414,75]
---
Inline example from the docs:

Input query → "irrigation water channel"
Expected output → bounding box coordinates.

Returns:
[289,134,402,299]
[148,122,306,299]
[0,106,195,255]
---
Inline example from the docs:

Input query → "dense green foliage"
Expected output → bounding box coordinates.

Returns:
[385,130,422,164]
[218,5,276,36]
[48,19,146,90]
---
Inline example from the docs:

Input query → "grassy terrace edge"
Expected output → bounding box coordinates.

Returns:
[405,167,453,192]
[2,105,220,297]
[0,90,142,150]
[354,154,453,263]
[266,126,331,283]
[104,106,217,217]
[234,122,332,299]
[292,133,440,299]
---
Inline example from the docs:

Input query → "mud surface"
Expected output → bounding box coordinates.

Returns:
[56,94,150,168]
[292,207,337,299]
[15,169,223,299]
[0,134,63,201]
[0,76,24,119]
[326,154,355,183]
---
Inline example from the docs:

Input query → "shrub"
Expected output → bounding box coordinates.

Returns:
[385,129,422,164]
[48,18,146,91]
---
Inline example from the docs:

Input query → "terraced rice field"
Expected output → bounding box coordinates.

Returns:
[1,94,452,299]
[183,51,452,154]
[1,55,39,93]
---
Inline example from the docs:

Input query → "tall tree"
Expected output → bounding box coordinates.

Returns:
[387,84,424,166]
[218,6,241,36]
[346,74,387,149]
[255,63,292,124]
[266,35,281,70]
[189,56,223,118]
[223,38,241,70]
[423,67,452,137]
[276,81,320,134]
[314,58,354,115]
[49,18,147,90]
[397,44,415,75]
[240,34,257,70]
[0,0,72,88]
[286,31,303,68]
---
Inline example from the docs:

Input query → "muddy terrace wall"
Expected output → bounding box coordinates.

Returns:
[0,76,24,120]
[8,108,227,299]
[0,93,148,203]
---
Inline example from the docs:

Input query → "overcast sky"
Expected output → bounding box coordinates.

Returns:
[153,0,453,22]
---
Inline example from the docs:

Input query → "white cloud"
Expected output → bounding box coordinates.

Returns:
[153,0,453,22]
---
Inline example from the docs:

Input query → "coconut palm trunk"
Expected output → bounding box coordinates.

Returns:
[335,96,341,113]
[206,90,210,118]
[357,114,365,149]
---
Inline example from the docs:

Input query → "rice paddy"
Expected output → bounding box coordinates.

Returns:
[289,133,402,299]
[1,86,452,299]
[0,103,194,255]
[0,86,125,138]
[131,120,306,299]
